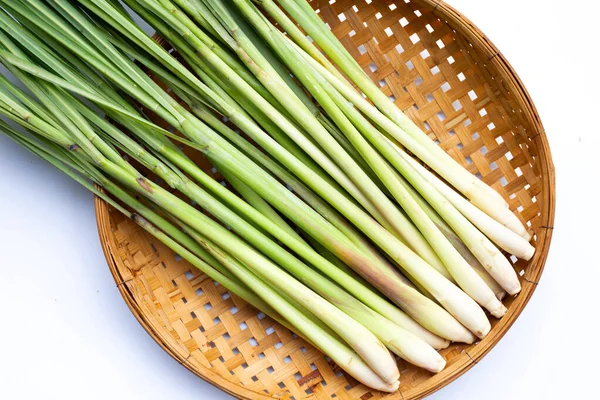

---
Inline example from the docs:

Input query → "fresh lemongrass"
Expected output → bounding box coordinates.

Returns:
[402,153,535,260]
[283,42,521,294]
[198,0,448,268]
[280,19,530,240]
[0,19,405,381]
[396,171,507,300]
[233,0,495,332]
[273,0,511,212]
[8,128,399,391]
[0,74,400,386]
[7,0,474,343]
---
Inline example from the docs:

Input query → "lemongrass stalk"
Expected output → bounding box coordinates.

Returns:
[180,231,399,392]
[15,0,472,343]
[233,0,495,333]
[0,43,403,379]
[218,0,449,269]
[283,27,530,241]
[403,154,535,260]
[275,0,511,211]
[7,130,397,390]
[164,0,225,44]
[291,45,521,293]
[219,166,306,243]
[442,228,507,301]
[120,0,382,220]
[3,87,400,384]
[395,170,507,299]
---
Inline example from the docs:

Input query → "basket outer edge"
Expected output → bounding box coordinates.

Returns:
[94,1,556,398]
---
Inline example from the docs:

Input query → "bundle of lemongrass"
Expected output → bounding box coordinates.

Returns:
[0,0,534,391]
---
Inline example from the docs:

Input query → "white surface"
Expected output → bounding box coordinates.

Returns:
[0,0,597,399]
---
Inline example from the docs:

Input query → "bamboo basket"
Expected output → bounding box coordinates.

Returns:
[95,0,555,398]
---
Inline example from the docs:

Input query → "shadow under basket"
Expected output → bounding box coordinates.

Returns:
[95,0,555,399]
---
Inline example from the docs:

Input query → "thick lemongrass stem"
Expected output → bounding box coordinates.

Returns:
[226,0,449,271]
[284,27,529,240]
[233,0,492,335]
[394,151,522,295]
[275,0,510,211]
[15,131,397,390]
[402,154,535,260]
[395,170,507,300]
[179,230,399,392]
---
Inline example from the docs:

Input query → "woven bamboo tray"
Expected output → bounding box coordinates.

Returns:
[95,0,555,398]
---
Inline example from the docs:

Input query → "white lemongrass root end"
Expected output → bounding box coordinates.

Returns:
[506,280,522,296]
[387,331,447,373]
[472,318,492,339]
[482,240,522,295]
[522,243,536,261]
[461,330,477,344]
[485,298,508,319]
[383,380,400,393]
[352,334,399,384]
[346,356,400,392]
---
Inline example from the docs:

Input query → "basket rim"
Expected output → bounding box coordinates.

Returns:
[94,1,556,399]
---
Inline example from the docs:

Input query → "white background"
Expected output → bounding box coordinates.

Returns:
[0,0,597,399]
